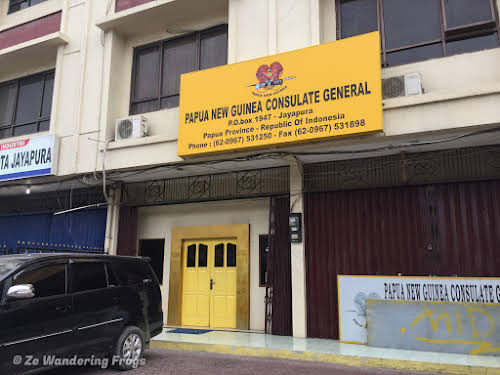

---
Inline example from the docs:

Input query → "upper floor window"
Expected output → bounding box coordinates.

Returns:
[130,25,228,115]
[338,0,500,67]
[8,0,48,14]
[0,70,54,139]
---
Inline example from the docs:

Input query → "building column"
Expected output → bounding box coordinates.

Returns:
[104,185,120,255]
[288,157,307,338]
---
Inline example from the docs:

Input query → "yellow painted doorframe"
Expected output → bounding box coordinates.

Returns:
[168,224,250,330]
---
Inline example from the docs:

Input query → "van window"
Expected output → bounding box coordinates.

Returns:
[13,264,66,298]
[71,262,107,293]
[112,262,148,286]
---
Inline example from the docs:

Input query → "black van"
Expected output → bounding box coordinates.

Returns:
[0,253,163,374]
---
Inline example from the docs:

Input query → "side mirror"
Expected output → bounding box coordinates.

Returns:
[7,284,35,299]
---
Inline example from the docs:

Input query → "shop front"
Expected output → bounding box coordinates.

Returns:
[0,187,108,256]
[0,134,108,256]
[117,168,291,333]
[304,146,500,339]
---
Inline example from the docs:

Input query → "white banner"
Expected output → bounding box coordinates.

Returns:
[0,134,57,181]
[338,275,500,344]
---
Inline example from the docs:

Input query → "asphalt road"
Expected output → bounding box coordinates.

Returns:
[43,348,442,375]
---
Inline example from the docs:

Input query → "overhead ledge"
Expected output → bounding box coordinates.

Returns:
[96,0,228,38]
[0,32,69,73]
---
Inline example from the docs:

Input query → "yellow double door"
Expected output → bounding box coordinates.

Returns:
[181,239,237,329]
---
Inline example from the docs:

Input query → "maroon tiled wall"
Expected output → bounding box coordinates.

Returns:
[116,206,138,256]
[0,12,62,51]
[115,0,154,12]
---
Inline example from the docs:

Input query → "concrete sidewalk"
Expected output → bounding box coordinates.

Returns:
[151,329,500,375]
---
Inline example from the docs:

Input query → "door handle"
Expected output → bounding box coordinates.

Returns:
[210,279,214,290]
[55,305,70,312]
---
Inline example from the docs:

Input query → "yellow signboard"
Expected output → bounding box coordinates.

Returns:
[178,32,383,157]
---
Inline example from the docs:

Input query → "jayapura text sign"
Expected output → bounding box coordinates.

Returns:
[0,134,57,181]
[338,275,500,344]
[178,32,383,157]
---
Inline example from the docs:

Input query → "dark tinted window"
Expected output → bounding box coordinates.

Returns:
[106,263,118,286]
[131,25,227,115]
[198,244,208,267]
[112,261,148,286]
[227,243,236,267]
[139,239,165,284]
[133,46,159,101]
[187,245,196,268]
[386,43,443,66]
[8,0,48,13]
[161,36,197,109]
[340,0,378,39]
[446,33,499,56]
[338,0,500,67]
[444,0,493,28]
[0,70,54,139]
[71,262,107,292]
[200,28,229,70]
[214,243,224,268]
[15,75,44,125]
[383,0,441,50]
[0,83,16,127]
[13,263,66,298]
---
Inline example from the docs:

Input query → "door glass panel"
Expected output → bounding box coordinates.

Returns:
[214,243,224,267]
[71,262,107,292]
[444,0,493,29]
[187,244,196,267]
[227,243,236,267]
[105,264,118,286]
[198,244,208,267]
[13,264,66,298]
[111,261,149,286]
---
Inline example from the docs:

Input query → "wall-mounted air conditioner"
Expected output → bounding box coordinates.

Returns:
[115,115,149,141]
[382,72,423,99]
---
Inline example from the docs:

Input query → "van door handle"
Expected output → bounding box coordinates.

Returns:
[210,279,214,290]
[55,305,70,312]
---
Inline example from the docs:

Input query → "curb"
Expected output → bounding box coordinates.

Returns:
[150,340,500,375]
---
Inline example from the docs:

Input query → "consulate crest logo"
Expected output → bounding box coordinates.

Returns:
[249,61,295,97]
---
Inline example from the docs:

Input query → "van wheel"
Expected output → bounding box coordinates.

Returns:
[114,326,145,370]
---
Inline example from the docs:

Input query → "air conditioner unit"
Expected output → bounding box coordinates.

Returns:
[382,72,423,99]
[115,115,149,140]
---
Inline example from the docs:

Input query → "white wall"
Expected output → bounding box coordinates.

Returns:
[2,0,500,176]
[137,198,270,332]
[95,0,500,173]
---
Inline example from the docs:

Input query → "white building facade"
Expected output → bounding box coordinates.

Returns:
[1,0,500,339]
